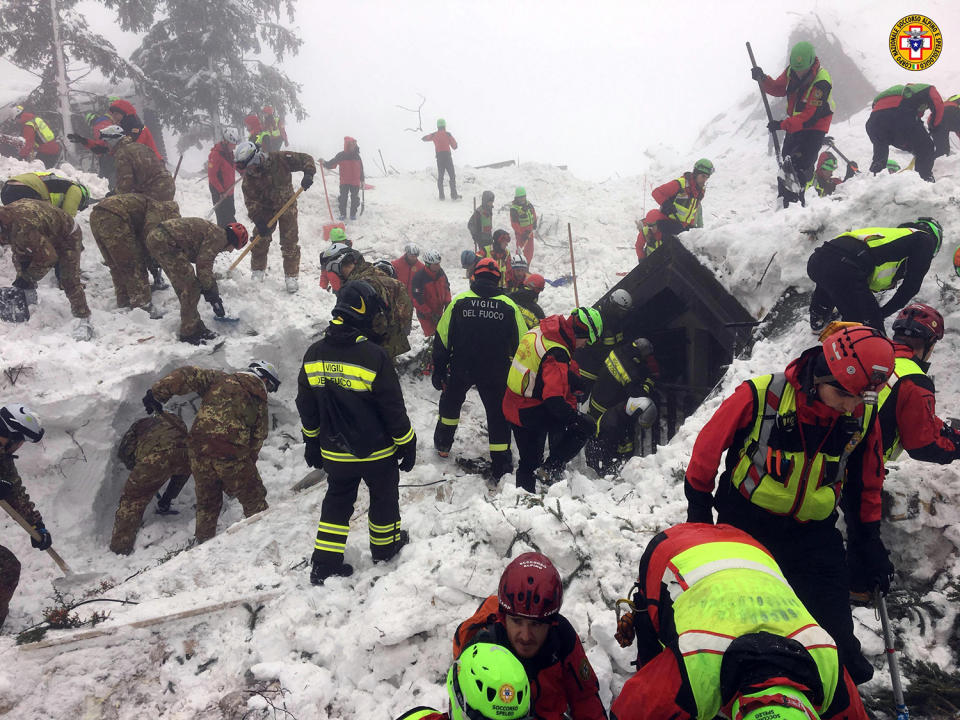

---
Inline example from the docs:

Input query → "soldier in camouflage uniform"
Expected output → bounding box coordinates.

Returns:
[100,127,176,201]
[321,245,413,358]
[0,199,92,339]
[0,403,50,629]
[142,361,280,543]
[90,194,180,309]
[234,141,316,290]
[145,217,248,344]
[109,413,191,555]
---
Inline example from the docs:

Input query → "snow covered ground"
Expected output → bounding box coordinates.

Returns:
[1,98,959,718]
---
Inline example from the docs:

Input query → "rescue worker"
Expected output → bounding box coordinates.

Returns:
[322,244,414,359]
[432,258,527,480]
[807,151,842,197]
[610,522,869,720]
[584,337,658,476]
[0,403,49,630]
[234,140,316,293]
[636,159,712,259]
[90,193,180,311]
[806,217,942,333]
[108,98,163,160]
[322,136,364,221]
[258,106,287,151]
[1,172,90,217]
[752,42,834,206]
[207,127,239,225]
[886,159,901,173]
[374,259,397,278]
[468,190,495,250]
[99,125,175,201]
[683,324,896,684]
[867,83,944,182]
[391,243,423,296]
[319,226,350,293]
[145,217,249,345]
[296,281,416,584]
[574,289,634,394]
[506,254,529,292]
[243,114,262,144]
[411,249,451,337]
[394,643,531,720]
[66,112,115,186]
[509,273,546,330]
[510,188,537,265]
[14,106,59,168]
[452,552,606,720]
[931,92,959,158]
[877,304,960,465]
[109,413,191,555]
[503,308,604,491]
[476,229,513,289]
[142,361,278,543]
[422,118,459,200]
[0,199,93,340]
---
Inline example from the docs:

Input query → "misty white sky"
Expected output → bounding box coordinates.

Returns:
[3,0,958,179]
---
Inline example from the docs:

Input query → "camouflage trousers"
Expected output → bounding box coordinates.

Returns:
[15,227,90,318]
[250,205,300,276]
[109,455,191,555]
[90,212,152,309]
[0,544,21,630]
[146,239,205,338]
[190,447,268,543]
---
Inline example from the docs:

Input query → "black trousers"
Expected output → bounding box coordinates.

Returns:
[436,151,457,198]
[806,246,883,331]
[313,456,401,567]
[209,186,236,226]
[512,405,589,491]
[779,129,826,204]
[338,184,360,219]
[435,375,513,477]
[866,108,935,181]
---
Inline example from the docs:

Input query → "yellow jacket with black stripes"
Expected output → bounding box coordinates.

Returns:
[296,318,414,463]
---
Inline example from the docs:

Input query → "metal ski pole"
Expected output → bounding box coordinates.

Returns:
[876,588,909,720]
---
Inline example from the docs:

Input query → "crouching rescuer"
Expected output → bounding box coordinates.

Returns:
[296,281,417,585]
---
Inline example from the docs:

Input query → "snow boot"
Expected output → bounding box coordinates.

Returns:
[72,318,94,342]
[310,562,354,585]
[155,493,179,515]
[285,276,299,293]
[180,326,218,345]
[535,461,565,486]
[372,530,409,563]
[251,270,265,282]
[23,288,37,306]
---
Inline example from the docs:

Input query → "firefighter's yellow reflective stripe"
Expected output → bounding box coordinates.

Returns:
[579,368,598,381]
[589,397,606,414]
[314,540,346,553]
[605,351,631,386]
[439,416,460,426]
[321,445,397,462]
[302,425,320,438]
[489,442,510,452]
[303,360,376,391]
[393,427,415,445]
[370,535,401,546]
[369,519,401,533]
[317,521,349,535]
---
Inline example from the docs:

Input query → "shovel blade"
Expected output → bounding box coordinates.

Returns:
[213,315,240,323]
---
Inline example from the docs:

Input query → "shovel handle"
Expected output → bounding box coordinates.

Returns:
[0,499,71,575]
[228,188,304,272]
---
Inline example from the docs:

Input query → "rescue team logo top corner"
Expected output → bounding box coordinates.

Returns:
[889,15,942,71]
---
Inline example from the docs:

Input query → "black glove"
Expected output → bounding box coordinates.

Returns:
[91,145,108,155]
[684,480,714,524]
[31,524,52,551]
[303,434,324,468]
[255,221,270,237]
[855,528,895,595]
[142,389,163,415]
[0,479,12,501]
[844,162,859,180]
[751,66,765,82]
[431,371,446,392]
[397,435,417,472]
[201,286,220,304]
[767,119,783,132]
[300,174,314,190]
[104,189,115,197]
[12,276,32,290]
[66,133,87,144]
[569,412,597,438]
[210,299,225,317]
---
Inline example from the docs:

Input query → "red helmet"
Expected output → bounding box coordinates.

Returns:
[498,552,563,619]
[892,303,944,343]
[821,325,894,395]
[226,222,249,249]
[523,273,545,293]
[473,257,502,282]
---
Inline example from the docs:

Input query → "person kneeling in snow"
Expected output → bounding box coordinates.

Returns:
[452,553,606,720]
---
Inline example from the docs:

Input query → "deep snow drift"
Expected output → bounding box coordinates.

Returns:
[0,111,958,718]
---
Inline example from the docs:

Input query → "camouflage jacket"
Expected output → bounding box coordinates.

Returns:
[348,260,413,357]
[0,199,80,283]
[1,451,43,528]
[241,150,316,221]
[151,367,268,458]
[91,193,180,244]
[118,414,188,470]
[112,137,176,201]
[150,218,229,294]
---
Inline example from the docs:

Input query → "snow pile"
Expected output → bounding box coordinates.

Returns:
[0,106,959,718]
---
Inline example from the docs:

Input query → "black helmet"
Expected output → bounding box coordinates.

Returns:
[481,190,495,205]
[373,259,397,278]
[333,281,386,329]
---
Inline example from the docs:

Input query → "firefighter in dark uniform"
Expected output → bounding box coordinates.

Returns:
[573,289,634,395]
[432,258,527,480]
[296,281,417,585]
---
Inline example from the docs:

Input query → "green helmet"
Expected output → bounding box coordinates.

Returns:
[731,686,821,720]
[447,643,530,720]
[329,227,347,244]
[571,307,603,345]
[514,186,526,198]
[789,41,816,73]
[887,159,901,172]
[914,216,943,254]
[820,153,837,172]
[693,158,714,176]
[437,118,446,128]
[84,112,97,126]
[77,183,91,211]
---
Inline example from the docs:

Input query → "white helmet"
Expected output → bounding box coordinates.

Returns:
[510,253,528,271]
[234,140,263,169]
[222,127,241,144]
[99,124,126,148]
[422,249,442,265]
[248,360,280,393]
[0,403,44,442]
[403,242,420,257]
[609,289,633,311]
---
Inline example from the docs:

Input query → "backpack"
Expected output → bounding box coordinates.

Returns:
[118,417,158,470]
[452,595,500,659]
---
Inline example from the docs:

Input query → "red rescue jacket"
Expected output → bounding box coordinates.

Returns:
[761,60,833,134]
[411,265,451,332]
[391,256,424,294]
[423,129,458,153]
[17,112,59,158]
[323,136,364,186]
[207,141,237,195]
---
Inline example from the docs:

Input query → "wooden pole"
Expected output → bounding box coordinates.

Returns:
[378,149,388,176]
[204,177,240,220]
[567,222,580,306]
[172,153,184,181]
[227,188,304,272]
[319,166,335,221]
[1,499,71,575]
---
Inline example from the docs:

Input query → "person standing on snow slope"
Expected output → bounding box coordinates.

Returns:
[468,190,495,250]
[636,159,713,259]
[867,83,944,182]
[411,249,451,337]
[322,136,364,221]
[423,118,459,200]
[683,323,895,686]
[752,41,834,207]
[296,281,416,585]
[931,91,960,157]
[208,127,239,225]
[610,522,870,720]
[510,187,537,265]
